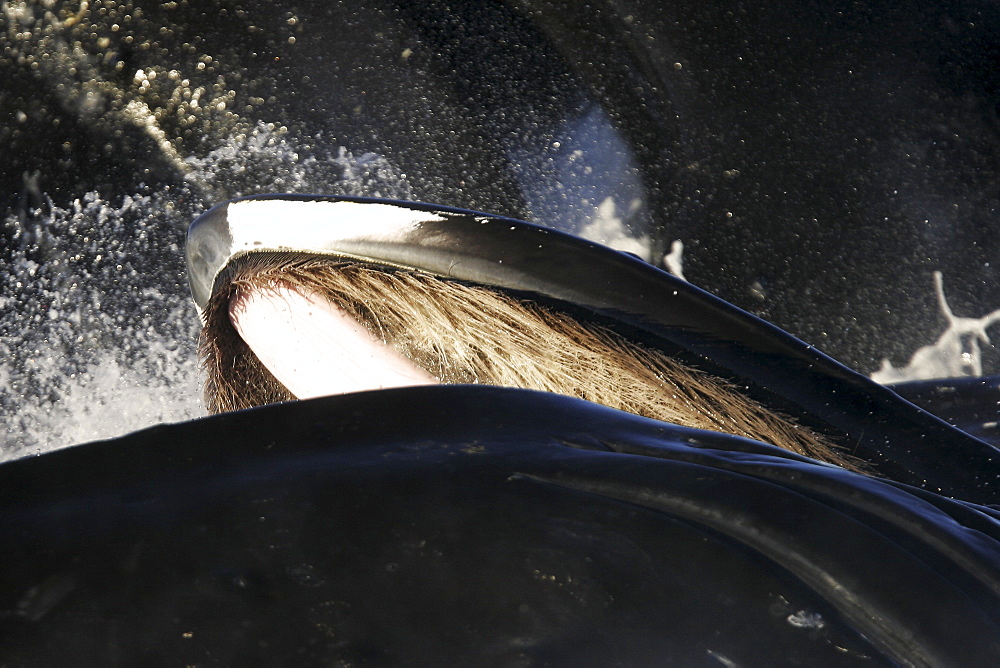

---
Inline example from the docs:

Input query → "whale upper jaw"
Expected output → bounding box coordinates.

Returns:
[188,196,448,311]
[186,194,613,314]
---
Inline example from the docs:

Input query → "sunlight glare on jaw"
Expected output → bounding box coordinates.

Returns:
[228,282,439,398]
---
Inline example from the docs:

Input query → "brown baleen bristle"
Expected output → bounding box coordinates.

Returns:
[200,254,862,471]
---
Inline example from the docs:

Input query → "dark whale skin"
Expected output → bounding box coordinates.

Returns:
[2,386,999,665]
[891,375,1000,448]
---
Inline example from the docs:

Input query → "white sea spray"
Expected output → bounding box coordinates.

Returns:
[1,126,410,460]
[663,239,687,281]
[577,196,653,260]
[872,271,1000,383]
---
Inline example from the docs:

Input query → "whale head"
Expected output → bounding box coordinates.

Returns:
[187,194,999,496]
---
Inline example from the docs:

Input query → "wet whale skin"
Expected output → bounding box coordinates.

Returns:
[1,386,999,664]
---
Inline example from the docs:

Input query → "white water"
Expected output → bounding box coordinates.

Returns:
[0,127,412,460]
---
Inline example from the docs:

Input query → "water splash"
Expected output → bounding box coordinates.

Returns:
[663,240,687,281]
[576,196,652,260]
[1,127,410,460]
[871,271,1000,383]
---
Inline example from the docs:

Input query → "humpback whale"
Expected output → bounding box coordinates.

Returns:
[2,195,998,663]
[4,1,1000,664]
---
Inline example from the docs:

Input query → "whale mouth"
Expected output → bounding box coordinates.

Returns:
[196,247,856,470]
[186,195,1000,486]
[184,195,867,469]
[186,195,1000,493]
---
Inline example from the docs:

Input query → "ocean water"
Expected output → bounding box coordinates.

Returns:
[2,1,997,460]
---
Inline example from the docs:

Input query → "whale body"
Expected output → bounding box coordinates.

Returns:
[2,387,1000,664]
